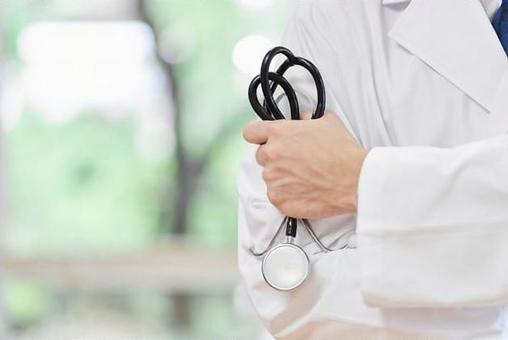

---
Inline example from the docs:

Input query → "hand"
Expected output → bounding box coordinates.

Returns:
[243,113,368,219]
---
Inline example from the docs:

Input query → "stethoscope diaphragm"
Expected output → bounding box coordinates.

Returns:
[262,242,309,291]
[250,217,351,291]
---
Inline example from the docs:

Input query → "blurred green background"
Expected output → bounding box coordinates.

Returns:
[0,0,290,338]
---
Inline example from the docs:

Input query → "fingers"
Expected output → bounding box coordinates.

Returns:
[300,112,313,120]
[243,111,345,146]
[243,120,273,145]
[256,144,276,166]
[256,146,266,166]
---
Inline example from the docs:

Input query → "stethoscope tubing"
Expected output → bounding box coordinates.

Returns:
[248,47,343,291]
[248,46,327,122]
[248,46,328,242]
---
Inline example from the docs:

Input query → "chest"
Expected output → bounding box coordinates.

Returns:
[382,45,508,147]
[330,0,508,149]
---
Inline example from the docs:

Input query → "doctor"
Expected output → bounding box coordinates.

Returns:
[238,0,508,338]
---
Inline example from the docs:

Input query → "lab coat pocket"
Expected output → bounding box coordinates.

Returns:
[242,194,357,259]
[300,214,357,258]
[240,194,285,255]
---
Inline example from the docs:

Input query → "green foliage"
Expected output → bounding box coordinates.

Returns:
[3,278,55,329]
[1,0,290,250]
[143,0,288,245]
[6,113,169,255]
[147,0,288,157]
[1,0,290,335]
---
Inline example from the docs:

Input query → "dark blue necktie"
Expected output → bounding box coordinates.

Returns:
[493,0,508,53]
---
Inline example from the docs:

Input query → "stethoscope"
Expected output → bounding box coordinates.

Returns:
[247,46,351,291]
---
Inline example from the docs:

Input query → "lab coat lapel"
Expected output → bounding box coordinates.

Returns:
[387,0,508,113]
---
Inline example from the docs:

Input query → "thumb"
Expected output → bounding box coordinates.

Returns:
[243,120,275,145]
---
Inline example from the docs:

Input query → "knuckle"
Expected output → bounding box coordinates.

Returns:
[279,203,291,216]
[255,147,265,165]
[263,145,279,161]
[256,145,278,165]
[257,148,268,164]
[262,167,275,181]
[267,122,278,133]
[256,147,270,165]
[268,122,284,135]
[267,190,283,206]
[262,168,270,181]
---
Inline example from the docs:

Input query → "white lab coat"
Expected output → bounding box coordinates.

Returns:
[238,0,508,339]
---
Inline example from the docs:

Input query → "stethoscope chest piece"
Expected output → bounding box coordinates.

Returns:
[262,242,309,291]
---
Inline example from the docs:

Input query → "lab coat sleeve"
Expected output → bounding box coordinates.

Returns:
[357,134,508,308]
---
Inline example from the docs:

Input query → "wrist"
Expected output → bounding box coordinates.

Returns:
[336,148,368,214]
[352,148,369,212]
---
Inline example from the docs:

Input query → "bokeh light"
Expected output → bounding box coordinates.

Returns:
[233,35,275,76]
